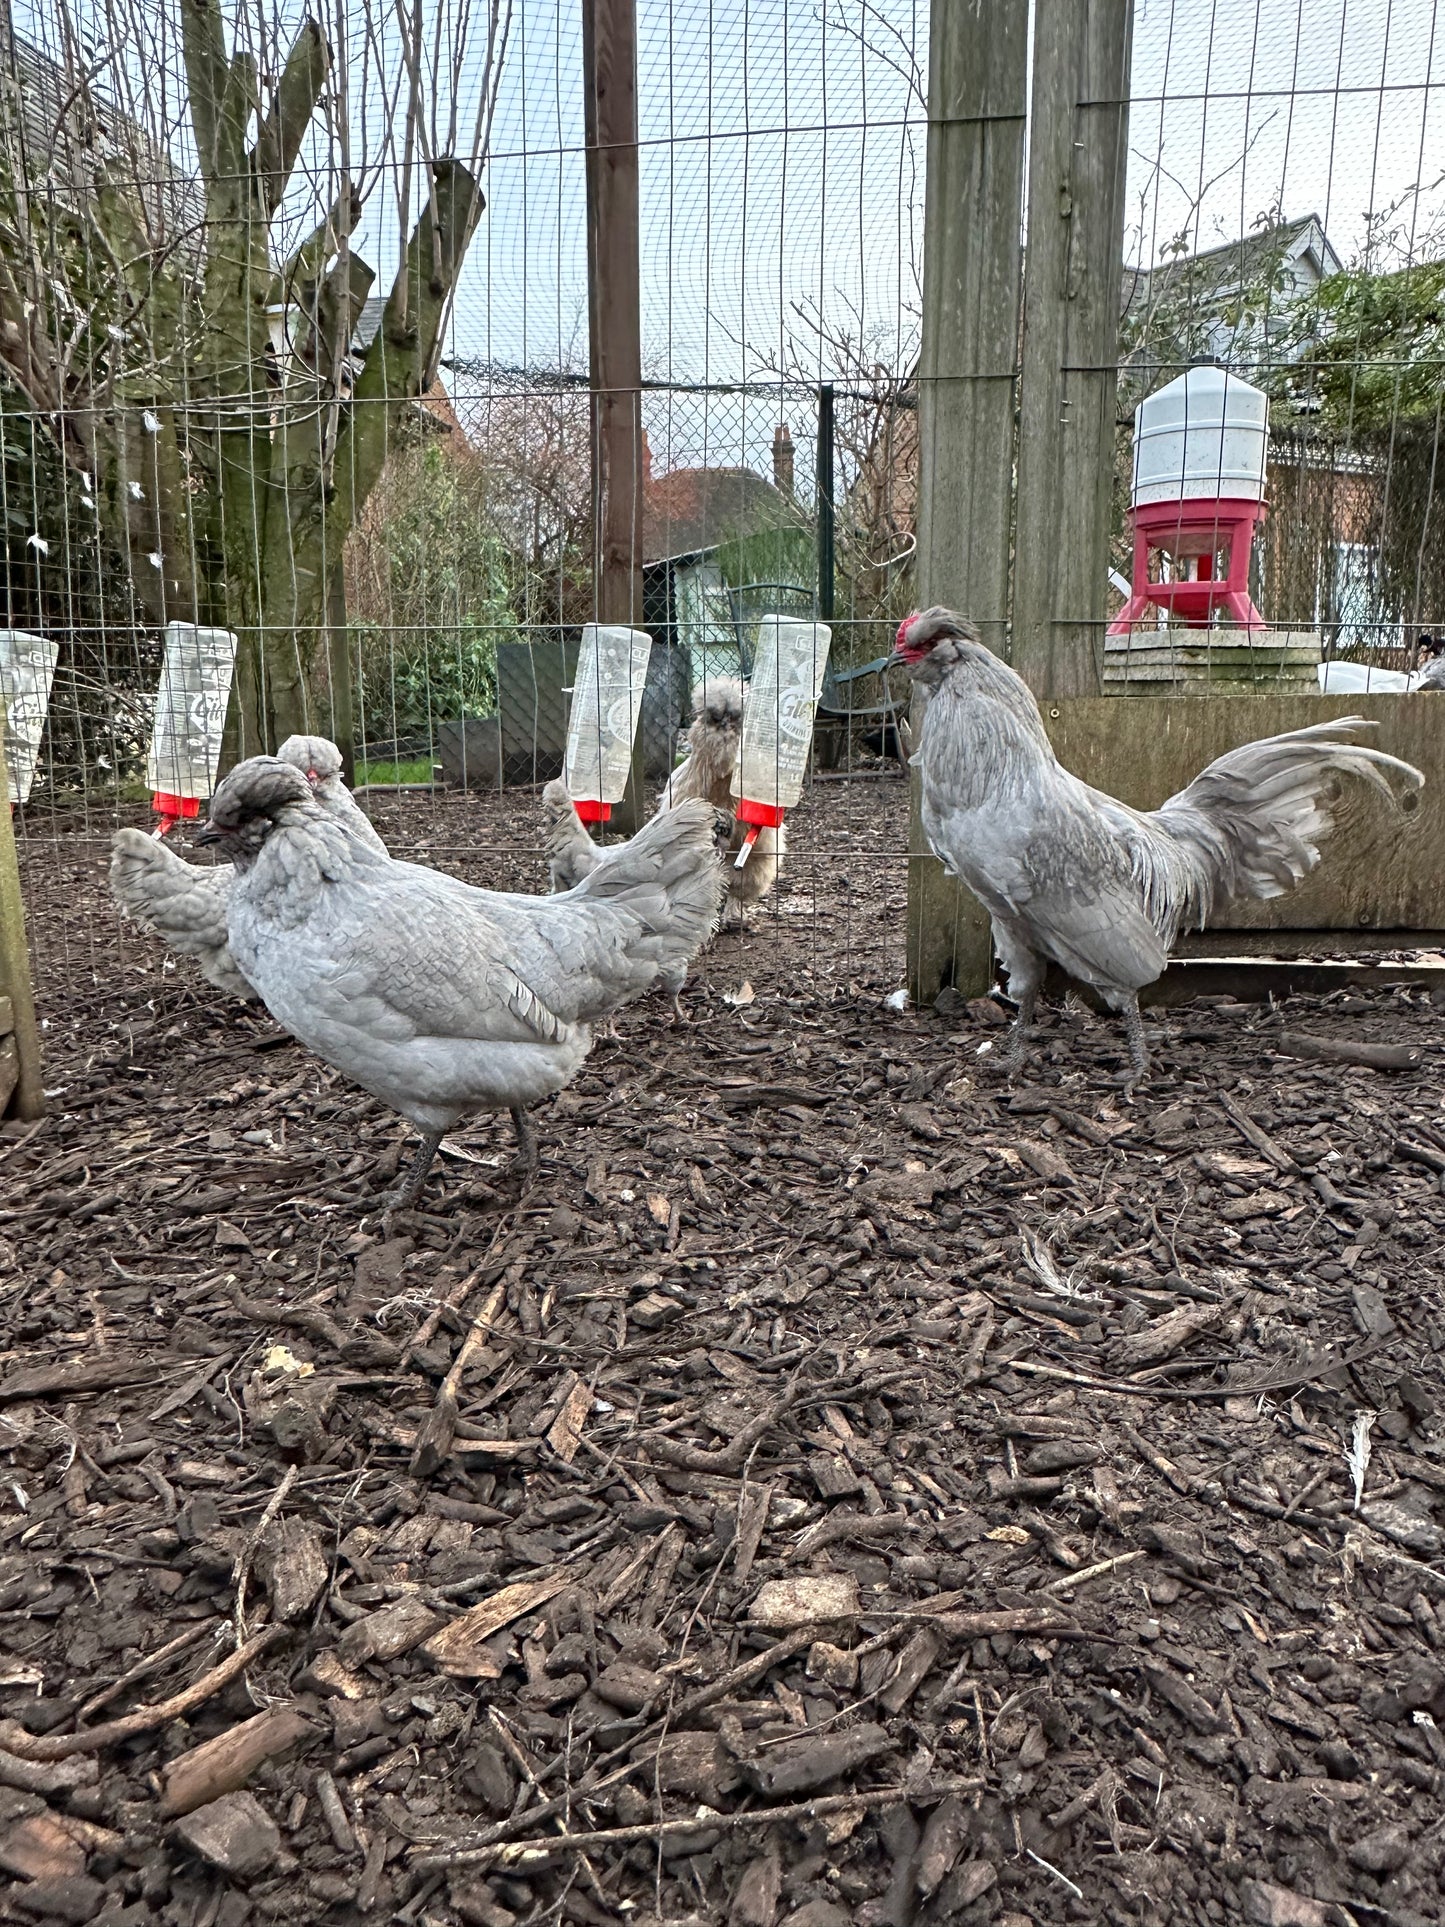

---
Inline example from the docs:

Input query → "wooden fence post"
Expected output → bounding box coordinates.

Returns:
[0,733,43,1122]
[582,0,648,834]
[1010,0,1133,698]
[907,0,1028,1004]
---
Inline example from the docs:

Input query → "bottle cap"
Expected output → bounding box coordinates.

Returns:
[152,792,201,833]
[735,797,786,828]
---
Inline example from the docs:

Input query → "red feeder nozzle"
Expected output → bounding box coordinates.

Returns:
[152,791,200,837]
[734,797,785,870]
[573,797,611,824]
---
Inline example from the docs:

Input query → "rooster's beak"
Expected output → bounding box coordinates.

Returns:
[193,819,226,847]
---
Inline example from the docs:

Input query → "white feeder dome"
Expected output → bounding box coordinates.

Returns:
[734,615,833,814]
[0,630,60,805]
[563,623,654,814]
[1131,364,1269,507]
[145,622,239,810]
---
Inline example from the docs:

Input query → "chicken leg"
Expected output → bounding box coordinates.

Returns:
[389,1129,446,1211]
[510,1106,538,1173]
[389,1109,535,1213]
[993,921,1043,1078]
[1118,994,1150,1092]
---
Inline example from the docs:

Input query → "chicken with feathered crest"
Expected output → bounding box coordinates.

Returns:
[196,756,723,1206]
[109,735,384,998]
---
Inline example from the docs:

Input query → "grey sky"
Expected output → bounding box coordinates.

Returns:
[17,0,1445,474]
[439,0,1443,474]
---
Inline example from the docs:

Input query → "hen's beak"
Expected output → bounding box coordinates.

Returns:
[193,819,226,847]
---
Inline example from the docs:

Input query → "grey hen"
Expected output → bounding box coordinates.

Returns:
[198,757,723,1205]
[110,736,382,997]
[896,607,1424,1082]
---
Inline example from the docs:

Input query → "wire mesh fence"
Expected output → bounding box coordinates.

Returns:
[2,0,1444,1028]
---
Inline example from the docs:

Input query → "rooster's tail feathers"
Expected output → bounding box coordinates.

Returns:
[1150,717,1423,914]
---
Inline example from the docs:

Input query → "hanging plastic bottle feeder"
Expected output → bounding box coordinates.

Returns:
[1110,364,1271,636]
[732,615,832,867]
[563,623,654,823]
[0,630,60,809]
[145,623,239,834]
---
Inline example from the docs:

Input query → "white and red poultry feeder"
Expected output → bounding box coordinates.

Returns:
[146,622,239,833]
[732,614,832,867]
[1109,363,1271,638]
[0,630,60,810]
[563,623,654,825]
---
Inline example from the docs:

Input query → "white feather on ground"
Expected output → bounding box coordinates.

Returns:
[205,756,723,1202]
[109,735,384,998]
[898,607,1424,1080]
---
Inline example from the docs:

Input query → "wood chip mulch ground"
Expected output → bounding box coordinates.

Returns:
[3,776,1445,1927]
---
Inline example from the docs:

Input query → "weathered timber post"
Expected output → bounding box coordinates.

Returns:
[1011,0,1133,697]
[582,0,647,833]
[325,558,355,785]
[906,0,1028,1004]
[816,383,835,625]
[0,734,43,1122]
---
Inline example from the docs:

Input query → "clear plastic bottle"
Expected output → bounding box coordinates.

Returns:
[732,615,832,861]
[0,630,60,806]
[145,623,239,828]
[564,623,654,822]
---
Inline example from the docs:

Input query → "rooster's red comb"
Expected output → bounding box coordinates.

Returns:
[894,611,922,653]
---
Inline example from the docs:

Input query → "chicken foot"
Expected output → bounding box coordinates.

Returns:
[386,1107,538,1214]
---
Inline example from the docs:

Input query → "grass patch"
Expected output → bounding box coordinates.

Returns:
[355,758,435,787]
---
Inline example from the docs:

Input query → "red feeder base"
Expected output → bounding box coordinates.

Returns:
[152,792,201,835]
[1109,496,1269,636]
[573,797,611,824]
[735,798,786,829]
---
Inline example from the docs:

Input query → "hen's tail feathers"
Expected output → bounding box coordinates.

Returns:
[109,829,255,999]
[541,778,603,892]
[575,796,725,971]
[1148,718,1424,922]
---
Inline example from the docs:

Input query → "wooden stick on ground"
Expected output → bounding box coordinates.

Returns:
[76,1619,221,1723]
[396,1214,523,1375]
[0,1628,285,1761]
[1274,1033,1423,1073]
[410,1281,508,1477]
[415,1778,985,1873]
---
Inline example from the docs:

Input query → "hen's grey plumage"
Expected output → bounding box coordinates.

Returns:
[897,608,1424,1081]
[110,737,382,997]
[200,757,723,1203]
[543,677,783,909]
[1415,653,1445,691]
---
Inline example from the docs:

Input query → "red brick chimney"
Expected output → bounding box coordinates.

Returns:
[772,422,794,497]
